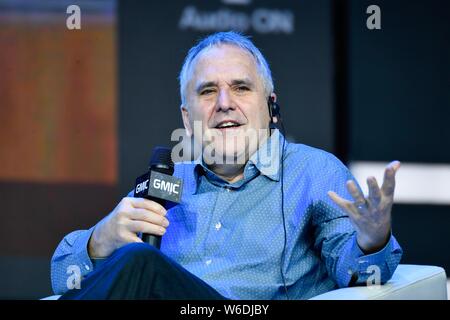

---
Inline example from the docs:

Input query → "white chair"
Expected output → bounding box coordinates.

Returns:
[42,264,448,300]
[310,264,448,300]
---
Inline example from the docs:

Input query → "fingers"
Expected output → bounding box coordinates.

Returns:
[116,198,169,241]
[346,180,366,206]
[367,176,381,204]
[128,197,167,216]
[129,208,169,227]
[390,160,401,172]
[381,161,401,197]
[128,235,144,243]
[127,220,167,236]
[327,191,356,214]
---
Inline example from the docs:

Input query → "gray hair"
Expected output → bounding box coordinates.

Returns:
[178,31,274,106]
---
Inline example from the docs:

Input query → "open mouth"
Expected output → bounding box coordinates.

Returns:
[214,120,243,130]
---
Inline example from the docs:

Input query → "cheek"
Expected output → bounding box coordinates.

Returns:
[187,110,207,130]
[191,100,215,120]
[245,102,270,126]
[188,107,213,139]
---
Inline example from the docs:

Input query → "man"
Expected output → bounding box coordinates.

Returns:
[51,31,402,300]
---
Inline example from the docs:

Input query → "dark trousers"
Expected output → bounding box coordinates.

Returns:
[60,243,227,300]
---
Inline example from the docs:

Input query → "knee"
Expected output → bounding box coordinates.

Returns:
[114,242,159,264]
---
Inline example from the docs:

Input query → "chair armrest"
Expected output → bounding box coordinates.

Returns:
[310,264,448,300]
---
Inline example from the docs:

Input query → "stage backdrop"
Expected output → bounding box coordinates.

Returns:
[0,0,117,298]
[347,0,450,272]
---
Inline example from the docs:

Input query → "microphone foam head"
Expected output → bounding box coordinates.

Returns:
[149,146,174,172]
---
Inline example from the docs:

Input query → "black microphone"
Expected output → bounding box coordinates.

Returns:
[133,146,183,249]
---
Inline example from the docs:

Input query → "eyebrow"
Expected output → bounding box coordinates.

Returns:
[230,78,254,88]
[195,78,255,94]
[195,81,217,94]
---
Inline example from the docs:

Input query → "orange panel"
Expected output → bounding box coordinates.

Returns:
[0,15,117,184]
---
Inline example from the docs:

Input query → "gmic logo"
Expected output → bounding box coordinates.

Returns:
[153,179,180,195]
[135,179,149,194]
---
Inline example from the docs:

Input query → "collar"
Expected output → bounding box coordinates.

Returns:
[187,129,285,194]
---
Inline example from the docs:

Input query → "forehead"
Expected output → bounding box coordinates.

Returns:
[190,44,259,83]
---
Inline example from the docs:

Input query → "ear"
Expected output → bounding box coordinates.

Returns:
[181,105,193,137]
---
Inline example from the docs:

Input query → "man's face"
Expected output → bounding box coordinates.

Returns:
[181,44,272,164]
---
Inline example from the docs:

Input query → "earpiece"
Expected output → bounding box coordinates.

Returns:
[267,96,281,123]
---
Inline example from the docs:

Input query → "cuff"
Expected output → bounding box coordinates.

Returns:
[336,233,398,287]
[348,233,394,275]
[72,226,96,278]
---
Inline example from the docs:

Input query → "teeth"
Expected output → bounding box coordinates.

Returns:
[217,122,239,128]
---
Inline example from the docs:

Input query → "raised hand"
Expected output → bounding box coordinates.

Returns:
[328,161,401,253]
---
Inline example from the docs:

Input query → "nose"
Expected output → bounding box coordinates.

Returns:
[215,88,235,113]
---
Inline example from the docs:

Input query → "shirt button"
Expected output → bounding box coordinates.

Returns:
[215,222,222,230]
[84,264,90,271]
[205,259,212,266]
[225,187,232,192]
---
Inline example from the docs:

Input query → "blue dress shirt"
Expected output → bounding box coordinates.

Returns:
[51,131,402,299]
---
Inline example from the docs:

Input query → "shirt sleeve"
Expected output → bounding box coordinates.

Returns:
[335,232,402,287]
[50,227,96,295]
[50,189,135,295]
[311,153,403,288]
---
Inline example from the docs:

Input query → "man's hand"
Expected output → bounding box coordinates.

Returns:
[88,197,169,258]
[328,161,401,254]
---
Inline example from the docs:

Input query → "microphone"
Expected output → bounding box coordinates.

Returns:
[133,146,183,249]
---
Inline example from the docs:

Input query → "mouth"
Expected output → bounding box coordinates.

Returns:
[213,120,243,131]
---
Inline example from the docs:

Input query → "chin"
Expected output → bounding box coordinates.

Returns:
[222,146,248,165]
[202,127,264,165]
[201,139,244,165]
